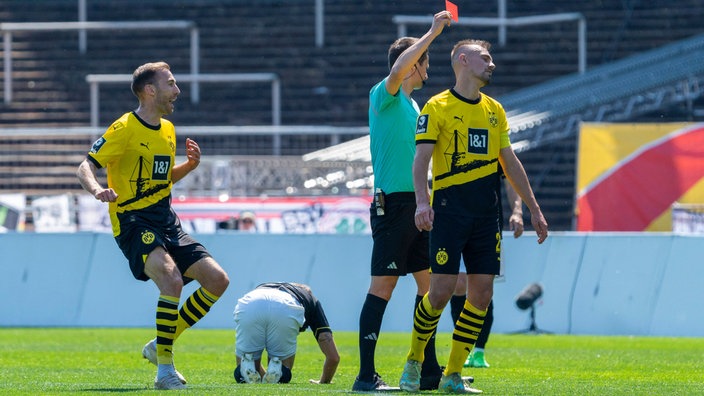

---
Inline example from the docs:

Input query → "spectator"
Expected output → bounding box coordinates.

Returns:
[238,211,258,232]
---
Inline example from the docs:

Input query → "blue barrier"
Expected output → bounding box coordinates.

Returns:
[2,232,702,336]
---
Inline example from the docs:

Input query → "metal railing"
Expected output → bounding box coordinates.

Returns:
[1,20,200,104]
[392,12,587,74]
[176,125,367,157]
[302,33,704,160]
[86,72,282,129]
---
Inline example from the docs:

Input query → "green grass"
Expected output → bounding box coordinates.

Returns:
[0,328,702,395]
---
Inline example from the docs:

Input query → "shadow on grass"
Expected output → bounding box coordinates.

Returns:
[80,388,148,393]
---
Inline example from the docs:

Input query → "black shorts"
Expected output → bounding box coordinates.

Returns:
[370,192,429,276]
[429,212,501,275]
[115,202,212,282]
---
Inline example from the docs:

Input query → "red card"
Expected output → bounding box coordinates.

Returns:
[445,0,459,22]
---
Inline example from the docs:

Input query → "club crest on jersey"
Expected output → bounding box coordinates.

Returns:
[415,114,428,134]
[488,112,498,128]
[90,137,106,154]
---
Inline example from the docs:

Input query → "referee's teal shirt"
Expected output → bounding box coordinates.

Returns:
[368,77,420,194]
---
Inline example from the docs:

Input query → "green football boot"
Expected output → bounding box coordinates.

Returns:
[464,350,490,368]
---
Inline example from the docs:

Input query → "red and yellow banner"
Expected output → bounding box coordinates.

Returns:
[576,122,704,231]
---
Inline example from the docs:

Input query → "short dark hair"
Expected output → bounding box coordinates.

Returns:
[388,37,427,70]
[131,61,171,97]
[451,39,492,59]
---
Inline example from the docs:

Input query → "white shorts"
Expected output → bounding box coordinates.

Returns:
[233,288,305,360]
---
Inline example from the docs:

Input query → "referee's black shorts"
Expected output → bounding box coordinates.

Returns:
[369,192,429,277]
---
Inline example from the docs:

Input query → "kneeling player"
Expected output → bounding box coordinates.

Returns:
[233,282,339,384]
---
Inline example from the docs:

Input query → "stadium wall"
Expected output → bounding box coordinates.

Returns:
[3,232,702,337]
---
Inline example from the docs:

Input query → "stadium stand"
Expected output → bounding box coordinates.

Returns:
[1,0,703,230]
[0,130,93,195]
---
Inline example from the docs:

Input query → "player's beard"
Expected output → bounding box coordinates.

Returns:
[159,97,176,115]
[481,73,492,87]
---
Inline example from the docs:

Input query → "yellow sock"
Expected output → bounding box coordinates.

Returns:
[406,293,443,362]
[445,300,486,375]
[156,295,179,365]
[174,287,219,339]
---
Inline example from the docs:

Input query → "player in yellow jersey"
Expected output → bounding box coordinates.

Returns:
[76,61,230,390]
[399,40,548,394]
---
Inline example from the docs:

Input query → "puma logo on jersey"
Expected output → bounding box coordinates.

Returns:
[454,115,464,123]
[140,142,150,150]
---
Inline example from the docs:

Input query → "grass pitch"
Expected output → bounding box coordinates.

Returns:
[0,327,701,395]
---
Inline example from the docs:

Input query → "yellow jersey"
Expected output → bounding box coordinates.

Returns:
[87,111,176,235]
[415,89,511,216]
